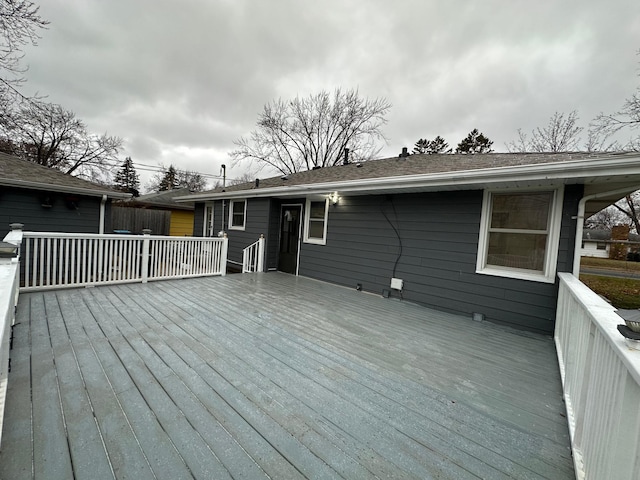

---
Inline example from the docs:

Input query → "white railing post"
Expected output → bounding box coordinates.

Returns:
[141,229,151,284]
[257,234,265,273]
[221,233,228,277]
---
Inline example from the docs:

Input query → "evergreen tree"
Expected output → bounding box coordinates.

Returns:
[113,157,140,196]
[412,136,452,154]
[158,165,178,191]
[412,138,429,154]
[455,129,493,154]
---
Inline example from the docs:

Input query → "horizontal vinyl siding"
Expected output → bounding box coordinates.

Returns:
[298,186,583,334]
[225,198,271,265]
[0,187,103,238]
[169,210,194,236]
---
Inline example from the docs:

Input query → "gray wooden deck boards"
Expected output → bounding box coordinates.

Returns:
[0,272,574,479]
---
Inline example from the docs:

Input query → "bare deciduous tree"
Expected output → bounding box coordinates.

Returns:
[146,164,208,192]
[0,0,48,78]
[507,111,583,153]
[591,52,640,150]
[613,194,640,234]
[586,206,627,231]
[231,88,391,175]
[0,100,122,179]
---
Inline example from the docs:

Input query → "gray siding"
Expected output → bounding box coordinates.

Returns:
[226,198,271,264]
[193,203,205,237]
[0,187,105,238]
[298,185,583,334]
[194,199,273,266]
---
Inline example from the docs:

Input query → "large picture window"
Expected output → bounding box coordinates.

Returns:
[228,199,246,230]
[303,198,328,245]
[477,188,563,283]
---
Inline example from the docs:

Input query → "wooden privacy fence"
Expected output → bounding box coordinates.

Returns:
[555,272,640,480]
[19,230,228,291]
[111,206,171,235]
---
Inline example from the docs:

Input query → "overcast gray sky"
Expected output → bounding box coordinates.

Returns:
[20,0,640,189]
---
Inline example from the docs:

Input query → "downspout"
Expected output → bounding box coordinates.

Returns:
[99,194,107,234]
[572,186,637,276]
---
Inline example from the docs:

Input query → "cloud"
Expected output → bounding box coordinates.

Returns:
[16,0,640,183]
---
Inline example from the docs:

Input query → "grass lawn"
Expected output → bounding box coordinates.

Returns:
[580,274,640,309]
[580,256,640,272]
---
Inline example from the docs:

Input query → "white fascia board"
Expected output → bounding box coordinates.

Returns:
[0,178,132,199]
[176,156,640,202]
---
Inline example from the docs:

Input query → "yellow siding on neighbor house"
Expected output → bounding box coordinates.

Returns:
[169,210,194,236]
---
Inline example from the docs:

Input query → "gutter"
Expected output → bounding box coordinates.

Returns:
[572,186,639,276]
[175,155,640,203]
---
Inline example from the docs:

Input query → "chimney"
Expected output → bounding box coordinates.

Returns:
[255,178,260,188]
[343,148,350,165]
[398,147,410,158]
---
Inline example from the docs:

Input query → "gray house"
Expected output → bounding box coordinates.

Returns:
[178,151,640,334]
[0,152,131,238]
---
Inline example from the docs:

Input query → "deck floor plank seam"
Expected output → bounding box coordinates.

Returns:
[146,280,549,479]
[1,273,575,480]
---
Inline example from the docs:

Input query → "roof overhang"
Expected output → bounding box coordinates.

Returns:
[0,178,132,199]
[175,155,640,208]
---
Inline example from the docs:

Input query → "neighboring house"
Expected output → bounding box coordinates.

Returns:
[113,188,195,236]
[0,152,130,238]
[581,228,640,258]
[176,151,640,334]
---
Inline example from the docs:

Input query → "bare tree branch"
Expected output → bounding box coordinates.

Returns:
[230,88,390,175]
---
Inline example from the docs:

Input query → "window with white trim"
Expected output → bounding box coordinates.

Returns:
[228,199,246,230]
[303,198,329,244]
[203,203,215,236]
[476,188,563,283]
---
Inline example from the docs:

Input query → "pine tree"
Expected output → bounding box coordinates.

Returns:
[412,136,452,155]
[114,157,140,196]
[455,129,493,154]
[158,165,178,191]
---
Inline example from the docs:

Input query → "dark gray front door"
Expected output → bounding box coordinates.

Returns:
[278,205,301,274]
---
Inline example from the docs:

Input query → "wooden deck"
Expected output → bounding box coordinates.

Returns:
[0,272,574,479]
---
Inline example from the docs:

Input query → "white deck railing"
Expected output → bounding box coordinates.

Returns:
[0,227,22,448]
[21,230,228,291]
[242,235,265,273]
[555,272,640,480]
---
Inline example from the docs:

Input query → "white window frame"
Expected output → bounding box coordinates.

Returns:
[228,199,247,231]
[203,202,215,237]
[303,197,329,245]
[476,186,564,283]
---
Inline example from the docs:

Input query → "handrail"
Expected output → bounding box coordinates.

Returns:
[19,230,228,291]
[555,272,640,480]
[242,235,265,273]
[0,226,22,448]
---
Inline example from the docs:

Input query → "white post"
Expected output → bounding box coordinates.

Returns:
[257,234,265,273]
[4,223,24,260]
[141,229,151,283]
[220,233,228,276]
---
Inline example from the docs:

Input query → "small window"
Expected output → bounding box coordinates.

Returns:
[204,203,215,237]
[304,198,328,244]
[477,188,563,283]
[228,199,246,230]
[596,243,607,250]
